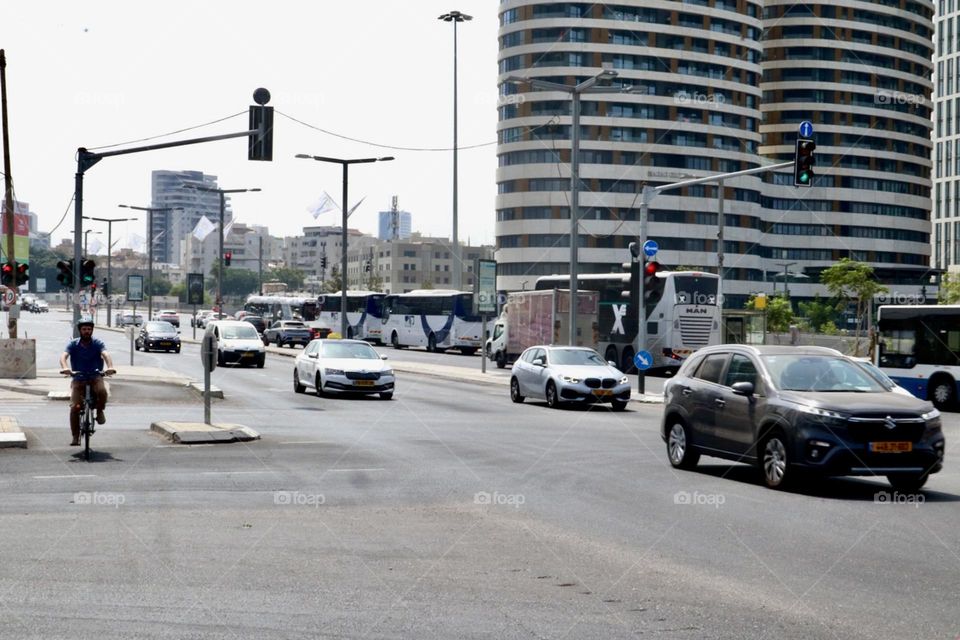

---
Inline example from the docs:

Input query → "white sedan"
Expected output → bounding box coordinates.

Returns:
[510,345,632,411]
[293,339,395,400]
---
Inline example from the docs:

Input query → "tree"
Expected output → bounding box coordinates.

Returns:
[820,258,887,355]
[267,266,305,291]
[420,279,434,289]
[745,293,794,335]
[365,272,384,292]
[939,272,960,304]
[797,294,841,333]
[208,264,260,297]
[148,277,172,296]
[323,267,342,293]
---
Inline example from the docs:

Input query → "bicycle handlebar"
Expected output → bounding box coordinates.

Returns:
[62,369,116,377]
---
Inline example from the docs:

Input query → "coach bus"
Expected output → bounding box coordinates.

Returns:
[382,289,485,354]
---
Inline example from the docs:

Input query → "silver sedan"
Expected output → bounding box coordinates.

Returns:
[510,346,631,411]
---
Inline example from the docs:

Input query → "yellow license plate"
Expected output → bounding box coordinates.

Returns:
[354,380,375,386]
[870,441,912,453]
[160,342,172,346]
[592,389,612,397]
[241,352,254,358]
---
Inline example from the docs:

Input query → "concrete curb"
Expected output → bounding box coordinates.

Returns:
[188,382,224,399]
[151,421,260,444]
[0,417,27,449]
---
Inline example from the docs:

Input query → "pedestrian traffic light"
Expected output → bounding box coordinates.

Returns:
[224,251,232,267]
[90,282,98,294]
[0,261,13,286]
[80,258,96,286]
[15,262,28,287]
[56,259,74,288]
[794,137,816,187]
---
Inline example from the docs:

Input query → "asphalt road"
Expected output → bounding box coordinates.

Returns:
[2,310,959,639]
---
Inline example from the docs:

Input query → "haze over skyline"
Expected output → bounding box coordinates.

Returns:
[4,1,499,252]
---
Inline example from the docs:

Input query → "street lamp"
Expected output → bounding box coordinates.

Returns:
[506,68,619,345]
[179,186,260,314]
[119,204,184,320]
[295,153,394,337]
[84,215,137,326]
[70,229,102,256]
[438,10,472,291]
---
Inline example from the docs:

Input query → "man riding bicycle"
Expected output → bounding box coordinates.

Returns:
[59,318,116,446]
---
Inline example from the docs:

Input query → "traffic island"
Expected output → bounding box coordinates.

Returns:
[151,421,259,444]
[0,416,27,448]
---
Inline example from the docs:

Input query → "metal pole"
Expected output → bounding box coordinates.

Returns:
[129,302,135,365]
[569,89,581,346]
[73,166,83,337]
[717,178,724,307]
[636,187,651,395]
[481,312,487,373]
[148,208,154,321]
[218,191,224,314]
[106,222,112,326]
[258,235,263,295]
[0,50,17,339]
[452,18,461,292]
[341,163,348,338]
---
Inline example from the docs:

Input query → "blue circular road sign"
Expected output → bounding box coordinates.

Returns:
[642,240,659,258]
[799,121,814,138]
[634,350,653,371]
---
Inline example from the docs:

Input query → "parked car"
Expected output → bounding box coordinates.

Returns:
[156,309,180,327]
[293,339,394,399]
[205,320,265,367]
[509,345,631,411]
[264,320,313,348]
[135,321,181,353]
[116,311,144,327]
[661,345,946,491]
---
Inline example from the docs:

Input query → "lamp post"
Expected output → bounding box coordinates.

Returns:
[438,10,472,291]
[84,215,137,326]
[179,186,260,315]
[69,229,101,256]
[775,261,797,298]
[506,69,619,345]
[119,204,183,320]
[295,153,394,337]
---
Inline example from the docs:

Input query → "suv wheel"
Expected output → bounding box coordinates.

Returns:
[667,420,699,469]
[761,431,792,489]
[887,472,929,492]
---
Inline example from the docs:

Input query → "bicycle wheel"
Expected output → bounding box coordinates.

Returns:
[82,408,92,460]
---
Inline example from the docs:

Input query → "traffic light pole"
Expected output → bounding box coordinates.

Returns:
[1,50,19,339]
[635,160,793,394]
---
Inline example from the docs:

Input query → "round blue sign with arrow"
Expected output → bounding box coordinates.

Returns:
[642,240,659,258]
[634,350,653,371]
[799,121,814,138]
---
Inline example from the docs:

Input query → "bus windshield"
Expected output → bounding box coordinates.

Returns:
[673,275,718,306]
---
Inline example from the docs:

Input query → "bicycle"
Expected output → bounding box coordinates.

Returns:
[65,370,115,461]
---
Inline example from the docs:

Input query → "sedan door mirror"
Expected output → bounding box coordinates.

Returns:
[380,355,389,360]
[308,353,318,359]
[532,358,545,367]
[731,381,755,396]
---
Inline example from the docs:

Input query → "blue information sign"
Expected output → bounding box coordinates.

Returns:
[634,350,653,371]
[642,240,659,258]
[799,121,814,138]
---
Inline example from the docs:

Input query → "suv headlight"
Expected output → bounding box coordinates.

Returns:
[922,408,941,421]
[324,368,344,376]
[797,404,847,421]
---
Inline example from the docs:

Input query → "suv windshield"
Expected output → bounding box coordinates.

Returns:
[221,325,259,340]
[550,349,606,366]
[763,355,886,392]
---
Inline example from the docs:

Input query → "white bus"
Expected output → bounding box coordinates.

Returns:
[877,304,960,409]
[317,291,386,342]
[382,289,486,354]
[535,270,721,372]
[243,295,320,323]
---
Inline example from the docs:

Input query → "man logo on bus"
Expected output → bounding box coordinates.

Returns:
[611,304,627,335]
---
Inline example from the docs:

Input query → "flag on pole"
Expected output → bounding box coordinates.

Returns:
[128,233,146,252]
[223,217,236,239]
[192,216,215,241]
[87,238,104,255]
[307,191,339,219]
[347,196,366,218]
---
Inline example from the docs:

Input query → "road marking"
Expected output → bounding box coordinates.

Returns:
[156,444,214,448]
[326,468,385,473]
[200,470,275,475]
[280,441,326,445]
[33,474,98,479]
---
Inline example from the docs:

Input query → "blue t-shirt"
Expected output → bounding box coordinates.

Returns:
[66,338,106,381]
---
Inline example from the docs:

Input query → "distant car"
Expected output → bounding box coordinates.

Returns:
[198,312,230,329]
[206,320,266,367]
[510,346,631,411]
[135,321,181,353]
[661,345,946,491]
[242,315,267,334]
[191,310,213,328]
[293,339,394,399]
[35,300,49,312]
[156,309,180,327]
[116,311,144,327]
[264,320,313,348]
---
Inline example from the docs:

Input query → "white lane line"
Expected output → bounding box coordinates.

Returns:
[155,444,215,448]
[326,468,386,473]
[200,471,276,475]
[33,474,98,479]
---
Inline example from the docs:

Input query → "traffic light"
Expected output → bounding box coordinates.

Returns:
[80,258,96,287]
[794,137,816,187]
[0,261,13,286]
[365,260,372,273]
[56,260,74,288]
[101,279,109,296]
[644,259,666,310]
[321,256,327,270]
[224,251,232,267]
[15,262,28,287]
[90,282,97,295]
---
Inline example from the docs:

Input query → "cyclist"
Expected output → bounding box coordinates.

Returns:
[59,318,116,446]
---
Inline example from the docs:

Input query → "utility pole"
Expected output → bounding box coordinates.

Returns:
[258,235,264,295]
[1,50,18,339]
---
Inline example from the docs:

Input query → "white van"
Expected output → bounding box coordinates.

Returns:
[205,320,266,368]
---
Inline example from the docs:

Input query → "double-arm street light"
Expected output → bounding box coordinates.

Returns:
[438,10,472,291]
[119,204,183,319]
[506,69,619,345]
[84,214,137,326]
[180,185,260,314]
[295,153,394,338]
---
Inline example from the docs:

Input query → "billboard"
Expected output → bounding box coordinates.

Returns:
[187,273,204,305]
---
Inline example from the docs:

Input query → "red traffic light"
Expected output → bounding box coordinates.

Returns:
[0,262,13,286]
[644,261,661,276]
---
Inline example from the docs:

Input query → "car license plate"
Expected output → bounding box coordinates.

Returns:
[354,380,375,387]
[870,441,912,453]
[592,389,612,397]
[241,352,254,358]
[160,341,172,346]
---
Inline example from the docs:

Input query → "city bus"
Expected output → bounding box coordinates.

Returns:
[876,304,960,409]
[381,289,486,354]
[244,295,320,323]
[535,270,721,373]
[317,291,386,342]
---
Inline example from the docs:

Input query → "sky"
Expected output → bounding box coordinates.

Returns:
[3,1,500,252]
